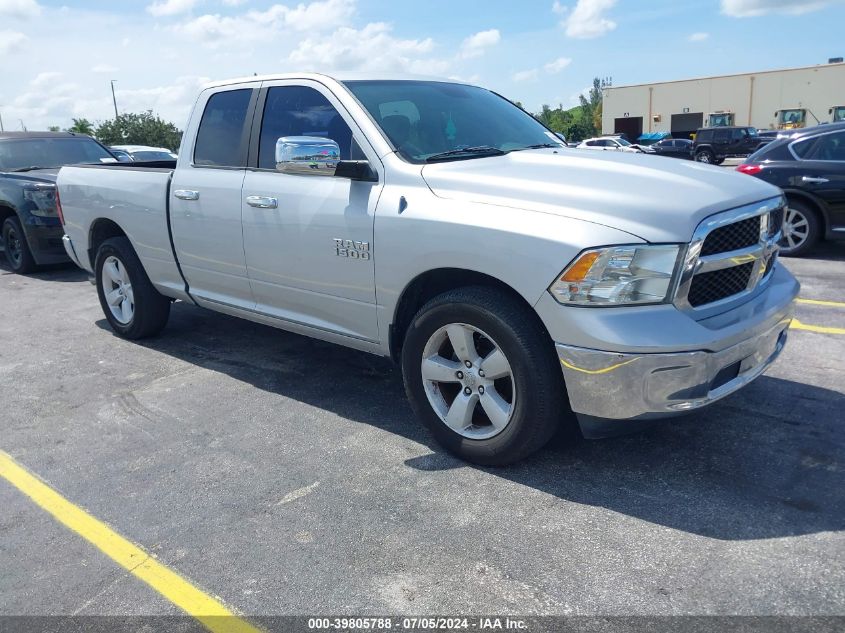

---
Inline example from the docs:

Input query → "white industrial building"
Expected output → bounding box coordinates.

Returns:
[602,61,845,141]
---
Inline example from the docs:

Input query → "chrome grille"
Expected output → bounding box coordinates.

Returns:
[700,216,761,256]
[675,197,784,314]
[688,263,754,307]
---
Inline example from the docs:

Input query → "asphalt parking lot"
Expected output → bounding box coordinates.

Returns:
[1,244,843,626]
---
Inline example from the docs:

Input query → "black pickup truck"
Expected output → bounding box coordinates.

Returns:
[0,132,117,273]
[692,126,771,165]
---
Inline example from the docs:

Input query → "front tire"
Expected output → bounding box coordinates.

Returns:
[401,286,571,466]
[2,216,37,274]
[695,150,714,164]
[778,200,821,257]
[95,237,170,339]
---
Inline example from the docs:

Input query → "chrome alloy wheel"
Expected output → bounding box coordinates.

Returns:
[779,206,810,251]
[421,323,516,440]
[101,255,135,324]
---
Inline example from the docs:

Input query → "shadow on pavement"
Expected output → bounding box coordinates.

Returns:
[97,300,845,542]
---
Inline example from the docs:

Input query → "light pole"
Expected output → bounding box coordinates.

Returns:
[0,110,4,132]
[110,80,119,119]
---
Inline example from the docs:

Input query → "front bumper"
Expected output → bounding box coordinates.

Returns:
[24,222,69,265]
[550,264,798,435]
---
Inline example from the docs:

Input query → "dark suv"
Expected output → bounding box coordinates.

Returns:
[693,126,769,165]
[0,132,117,273]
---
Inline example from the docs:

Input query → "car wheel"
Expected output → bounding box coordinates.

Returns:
[2,216,38,274]
[95,236,170,339]
[714,157,725,165]
[401,286,572,466]
[695,150,714,164]
[778,200,820,257]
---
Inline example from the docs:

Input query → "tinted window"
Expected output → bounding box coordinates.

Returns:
[807,131,845,161]
[344,80,560,163]
[258,86,357,169]
[714,129,731,143]
[791,137,819,159]
[697,130,713,143]
[0,137,114,170]
[731,128,745,140]
[194,89,252,167]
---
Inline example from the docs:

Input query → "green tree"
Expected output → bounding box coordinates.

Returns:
[67,118,95,135]
[47,125,61,132]
[95,111,182,151]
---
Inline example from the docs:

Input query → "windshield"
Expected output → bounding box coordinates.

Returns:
[834,107,845,123]
[778,110,805,124]
[343,80,563,163]
[0,137,114,171]
[616,137,632,146]
[131,150,177,161]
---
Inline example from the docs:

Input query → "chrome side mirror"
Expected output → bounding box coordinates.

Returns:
[275,136,339,176]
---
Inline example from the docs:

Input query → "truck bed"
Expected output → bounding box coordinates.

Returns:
[58,163,189,301]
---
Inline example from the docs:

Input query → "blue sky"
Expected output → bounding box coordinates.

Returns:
[1,0,844,130]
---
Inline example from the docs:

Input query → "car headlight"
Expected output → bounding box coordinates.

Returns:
[549,244,682,306]
[23,183,58,218]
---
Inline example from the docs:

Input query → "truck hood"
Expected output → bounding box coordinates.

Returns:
[420,149,781,243]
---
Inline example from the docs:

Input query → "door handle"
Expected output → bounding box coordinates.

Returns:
[174,189,200,201]
[802,176,829,184]
[246,195,278,209]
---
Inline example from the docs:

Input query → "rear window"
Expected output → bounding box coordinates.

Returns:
[790,137,819,159]
[193,89,252,167]
[714,129,731,143]
[0,137,114,170]
[697,130,713,143]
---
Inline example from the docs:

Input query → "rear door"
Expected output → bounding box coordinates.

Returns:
[239,80,383,342]
[170,85,259,309]
[800,130,845,229]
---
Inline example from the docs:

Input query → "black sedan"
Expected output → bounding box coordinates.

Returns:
[736,122,845,256]
[650,138,693,160]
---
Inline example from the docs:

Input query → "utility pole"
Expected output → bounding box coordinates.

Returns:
[0,110,4,132]
[110,80,119,119]
[19,119,26,131]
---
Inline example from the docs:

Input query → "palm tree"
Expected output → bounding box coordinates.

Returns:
[67,118,95,135]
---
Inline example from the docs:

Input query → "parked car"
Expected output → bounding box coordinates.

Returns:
[108,148,135,163]
[692,126,770,164]
[577,136,642,153]
[0,131,117,273]
[110,145,178,162]
[736,121,845,256]
[650,138,693,159]
[57,73,797,465]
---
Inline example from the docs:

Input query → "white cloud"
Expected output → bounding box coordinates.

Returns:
[721,0,842,16]
[91,63,119,74]
[512,69,539,82]
[0,0,41,18]
[177,0,355,45]
[688,32,709,41]
[0,29,27,54]
[287,22,446,74]
[222,0,246,5]
[147,0,200,17]
[558,0,617,39]
[459,28,500,59]
[544,56,572,73]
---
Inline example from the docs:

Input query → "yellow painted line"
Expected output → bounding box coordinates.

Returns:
[560,357,638,375]
[0,450,261,633]
[790,319,845,335]
[797,298,845,308]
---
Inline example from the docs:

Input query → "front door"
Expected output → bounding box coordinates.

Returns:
[240,81,383,342]
[800,130,845,228]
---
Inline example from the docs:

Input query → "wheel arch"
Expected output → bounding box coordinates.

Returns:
[88,218,128,269]
[781,188,830,231]
[0,203,18,225]
[389,267,550,363]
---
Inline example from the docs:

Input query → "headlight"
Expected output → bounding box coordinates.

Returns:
[23,183,58,218]
[549,244,682,306]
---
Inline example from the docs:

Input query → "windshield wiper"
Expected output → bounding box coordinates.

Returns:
[425,146,506,162]
[9,166,56,172]
[512,143,561,152]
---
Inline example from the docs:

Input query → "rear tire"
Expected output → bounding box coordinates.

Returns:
[778,199,821,257]
[2,216,37,274]
[695,150,715,164]
[95,237,170,339]
[401,286,572,466]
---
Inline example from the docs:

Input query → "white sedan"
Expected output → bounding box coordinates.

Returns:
[576,137,643,153]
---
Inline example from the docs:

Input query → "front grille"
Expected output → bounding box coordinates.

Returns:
[688,262,754,307]
[700,216,761,256]
[768,208,784,238]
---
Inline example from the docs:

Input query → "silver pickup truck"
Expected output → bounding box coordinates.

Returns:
[57,73,799,465]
